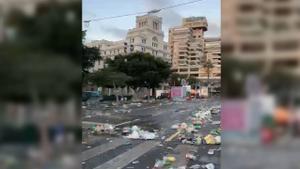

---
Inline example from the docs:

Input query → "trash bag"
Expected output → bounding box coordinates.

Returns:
[204,134,216,144]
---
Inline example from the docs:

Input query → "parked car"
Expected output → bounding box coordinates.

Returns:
[82,91,103,103]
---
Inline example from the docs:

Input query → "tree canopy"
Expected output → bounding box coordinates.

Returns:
[89,69,131,88]
[106,52,171,90]
[0,1,81,102]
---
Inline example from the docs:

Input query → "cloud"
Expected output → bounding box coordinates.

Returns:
[142,0,182,27]
[100,26,127,39]
[205,22,220,37]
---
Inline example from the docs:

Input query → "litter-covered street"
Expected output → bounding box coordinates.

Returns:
[81,97,221,169]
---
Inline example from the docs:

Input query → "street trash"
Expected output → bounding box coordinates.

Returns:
[215,136,221,144]
[185,153,196,160]
[204,134,216,144]
[195,136,202,145]
[166,156,176,162]
[204,163,215,169]
[167,146,174,150]
[180,123,188,129]
[132,160,139,164]
[153,160,164,168]
[125,125,157,140]
[208,149,214,155]
[86,146,91,149]
[171,124,179,129]
[81,161,86,165]
[92,123,115,134]
[210,128,221,136]
[189,164,201,169]
[122,127,131,135]
[153,156,177,168]
[211,121,221,125]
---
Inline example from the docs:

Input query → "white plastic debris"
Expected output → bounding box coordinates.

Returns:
[189,164,201,169]
[212,121,221,125]
[171,124,179,129]
[215,136,221,144]
[186,153,196,160]
[125,125,157,140]
[132,160,139,164]
[178,166,186,169]
[208,149,214,155]
[204,163,215,169]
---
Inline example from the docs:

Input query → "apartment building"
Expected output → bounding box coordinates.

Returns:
[86,14,170,71]
[205,37,221,79]
[222,0,300,73]
[169,17,221,82]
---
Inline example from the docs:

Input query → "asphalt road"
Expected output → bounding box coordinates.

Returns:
[82,98,221,169]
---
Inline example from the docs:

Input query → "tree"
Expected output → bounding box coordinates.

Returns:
[203,59,214,85]
[106,52,171,98]
[203,59,214,96]
[82,30,101,81]
[82,45,101,74]
[1,1,82,163]
[169,73,187,86]
[187,76,199,89]
[89,69,131,103]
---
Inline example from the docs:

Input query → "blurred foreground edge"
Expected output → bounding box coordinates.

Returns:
[0,0,81,169]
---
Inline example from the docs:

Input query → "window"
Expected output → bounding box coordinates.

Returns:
[190,68,199,71]
[273,40,298,51]
[152,42,158,48]
[142,39,146,44]
[239,3,256,12]
[152,36,158,42]
[130,38,134,43]
[141,47,145,52]
[153,22,158,30]
[241,43,265,52]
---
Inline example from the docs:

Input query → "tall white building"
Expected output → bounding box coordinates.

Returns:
[86,14,170,72]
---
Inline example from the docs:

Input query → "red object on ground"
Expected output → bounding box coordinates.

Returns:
[261,128,273,144]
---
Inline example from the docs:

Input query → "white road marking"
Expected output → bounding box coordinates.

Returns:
[81,138,128,161]
[93,141,159,169]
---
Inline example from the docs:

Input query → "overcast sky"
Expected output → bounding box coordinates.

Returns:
[83,0,220,42]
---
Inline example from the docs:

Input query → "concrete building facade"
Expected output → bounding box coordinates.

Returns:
[169,17,221,82]
[86,14,170,72]
[222,0,300,74]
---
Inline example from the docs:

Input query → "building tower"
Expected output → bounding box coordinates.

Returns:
[169,17,208,80]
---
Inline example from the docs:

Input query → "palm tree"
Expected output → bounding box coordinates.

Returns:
[203,59,214,95]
